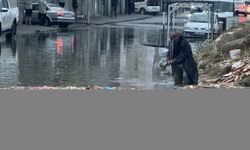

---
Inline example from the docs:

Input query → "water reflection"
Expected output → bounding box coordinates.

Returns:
[0,27,200,89]
[0,40,18,87]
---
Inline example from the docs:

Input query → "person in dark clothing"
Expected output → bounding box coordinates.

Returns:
[72,0,78,16]
[24,0,33,25]
[111,0,118,18]
[128,0,134,15]
[166,32,198,86]
[58,0,65,8]
[38,0,49,26]
[102,0,105,16]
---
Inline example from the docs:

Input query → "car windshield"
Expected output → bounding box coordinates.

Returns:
[188,13,218,23]
[188,14,209,23]
[48,4,59,8]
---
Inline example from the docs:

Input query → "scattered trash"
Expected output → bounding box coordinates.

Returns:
[229,49,241,60]
[231,60,245,70]
[103,87,117,90]
[219,60,231,68]
[158,57,168,70]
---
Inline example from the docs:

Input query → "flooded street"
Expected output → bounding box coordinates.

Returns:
[0,26,202,89]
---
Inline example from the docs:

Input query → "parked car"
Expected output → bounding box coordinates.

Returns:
[134,0,160,15]
[183,12,223,38]
[23,3,75,28]
[234,1,248,16]
[0,0,19,39]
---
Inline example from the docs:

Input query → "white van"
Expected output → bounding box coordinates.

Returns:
[0,0,19,38]
[206,0,234,18]
[134,0,160,15]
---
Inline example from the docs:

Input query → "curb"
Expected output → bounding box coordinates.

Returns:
[76,16,152,25]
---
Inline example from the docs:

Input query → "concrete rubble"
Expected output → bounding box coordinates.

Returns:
[199,57,250,88]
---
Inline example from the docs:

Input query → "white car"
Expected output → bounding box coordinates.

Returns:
[0,0,19,38]
[183,12,223,38]
[134,0,160,15]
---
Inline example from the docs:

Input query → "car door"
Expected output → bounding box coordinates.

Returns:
[1,0,11,31]
[134,0,146,13]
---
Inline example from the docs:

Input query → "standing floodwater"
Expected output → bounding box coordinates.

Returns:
[0,26,201,89]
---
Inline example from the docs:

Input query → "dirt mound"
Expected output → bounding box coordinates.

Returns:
[215,27,250,56]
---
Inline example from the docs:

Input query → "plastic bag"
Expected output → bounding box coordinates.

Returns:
[158,58,168,70]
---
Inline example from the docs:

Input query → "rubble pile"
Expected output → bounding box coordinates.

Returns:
[199,57,250,88]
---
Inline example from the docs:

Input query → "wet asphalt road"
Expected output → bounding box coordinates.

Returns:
[0,26,203,89]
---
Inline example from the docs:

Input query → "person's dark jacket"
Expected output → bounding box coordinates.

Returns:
[58,0,65,8]
[111,0,118,7]
[72,0,78,9]
[171,36,195,63]
[128,0,135,10]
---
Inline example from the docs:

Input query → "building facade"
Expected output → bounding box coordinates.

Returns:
[17,0,128,21]
[15,0,165,22]
[60,0,127,18]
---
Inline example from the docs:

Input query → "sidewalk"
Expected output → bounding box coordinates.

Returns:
[17,14,153,33]
[16,12,190,34]
[114,11,190,29]
[76,14,153,25]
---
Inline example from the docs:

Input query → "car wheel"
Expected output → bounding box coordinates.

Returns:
[44,18,51,27]
[6,21,17,40]
[139,9,146,15]
[0,25,2,37]
[12,22,17,35]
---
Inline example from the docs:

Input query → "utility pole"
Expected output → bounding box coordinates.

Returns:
[211,2,215,40]
[162,0,166,47]
[87,0,90,24]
